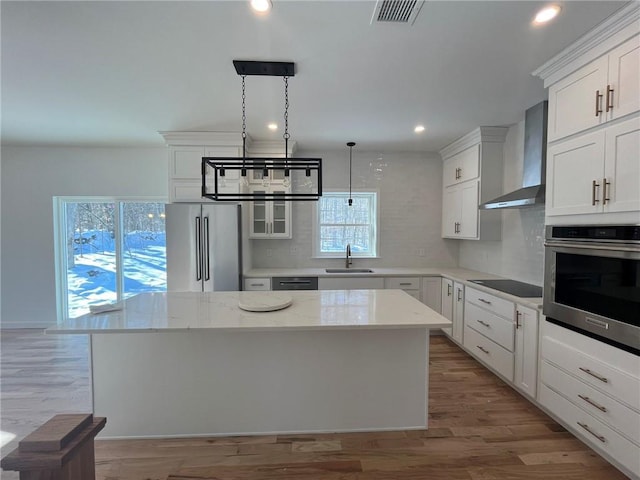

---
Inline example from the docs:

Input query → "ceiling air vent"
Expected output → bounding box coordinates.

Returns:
[371,0,425,25]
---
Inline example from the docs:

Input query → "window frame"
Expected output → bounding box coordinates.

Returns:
[53,196,167,322]
[312,189,380,259]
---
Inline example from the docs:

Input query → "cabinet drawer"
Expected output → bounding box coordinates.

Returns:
[465,302,515,351]
[539,384,640,476]
[541,360,640,445]
[384,277,420,290]
[541,334,640,411]
[463,324,514,381]
[244,278,271,291]
[465,287,514,319]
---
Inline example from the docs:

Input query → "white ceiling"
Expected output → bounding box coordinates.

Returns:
[1,1,628,152]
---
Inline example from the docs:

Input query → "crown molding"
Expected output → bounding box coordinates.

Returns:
[532,2,639,87]
[158,131,245,146]
[439,126,509,159]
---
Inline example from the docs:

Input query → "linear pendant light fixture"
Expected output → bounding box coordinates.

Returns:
[202,60,323,201]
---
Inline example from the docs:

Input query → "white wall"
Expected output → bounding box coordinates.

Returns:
[458,121,546,286]
[251,150,459,269]
[1,146,168,328]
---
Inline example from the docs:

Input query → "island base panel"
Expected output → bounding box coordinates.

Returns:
[91,329,429,438]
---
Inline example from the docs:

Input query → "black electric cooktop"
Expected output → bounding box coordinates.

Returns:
[468,279,542,298]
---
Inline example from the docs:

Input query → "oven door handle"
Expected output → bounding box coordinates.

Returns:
[544,240,640,254]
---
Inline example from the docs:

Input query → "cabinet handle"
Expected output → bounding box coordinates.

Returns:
[476,345,489,354]
[578,394,608,413]
[476,320,490,328]
[577,422,606,443]
[595,90,603,117]
[250,283,264,287]
[457,288,463,301]
[515,310,521,329]
[602,178,610,205]
[579,367,608,383]
[399,282,412,286]
[447,284,452,296]
[605,85,614,112]
[591,180,600,206]
[478,298,492,305]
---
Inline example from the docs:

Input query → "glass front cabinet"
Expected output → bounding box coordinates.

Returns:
[248,186,292,239]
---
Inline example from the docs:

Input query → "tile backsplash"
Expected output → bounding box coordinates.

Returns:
[458,120,545,286]
[251,149,459,269]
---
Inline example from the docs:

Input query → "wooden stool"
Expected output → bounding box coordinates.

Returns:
[1,414,106,480]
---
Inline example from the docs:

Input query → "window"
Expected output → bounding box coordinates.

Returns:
[315,192,378,257]
[54,198,167,320]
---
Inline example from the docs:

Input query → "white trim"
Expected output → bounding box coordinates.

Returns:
[532,2,639,87]
[159,131,297,155]
[439,126,509,159]
[313,189,380,259]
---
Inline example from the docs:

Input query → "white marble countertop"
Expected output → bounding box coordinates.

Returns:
[47,289,452,334]
[245,267,543,309]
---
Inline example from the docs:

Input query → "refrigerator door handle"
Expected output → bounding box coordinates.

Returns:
[203,216,211,281]
[195,216,202,281]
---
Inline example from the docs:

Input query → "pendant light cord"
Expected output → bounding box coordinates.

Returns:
[241,75,247,172]
[347,142,355,206]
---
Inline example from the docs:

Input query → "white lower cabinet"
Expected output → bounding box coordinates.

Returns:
[244,278,271,291]
[421,277,442,313]
[384,277,421,301]
[539,320,640,478]
[318,277,384,290]
[463,324,514,381]
[513,305,539,398]
[440,279,463,343]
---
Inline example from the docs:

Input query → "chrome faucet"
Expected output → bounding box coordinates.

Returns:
[345,243,352,268]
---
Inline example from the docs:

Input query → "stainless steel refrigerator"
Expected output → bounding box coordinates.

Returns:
[165,203,242,292]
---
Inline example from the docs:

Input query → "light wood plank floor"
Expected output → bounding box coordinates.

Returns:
[0,329,630,479]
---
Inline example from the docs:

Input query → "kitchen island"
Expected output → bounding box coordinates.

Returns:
[47,289,450,439]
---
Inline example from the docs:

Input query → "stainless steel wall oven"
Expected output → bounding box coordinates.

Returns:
[544,225,640,355]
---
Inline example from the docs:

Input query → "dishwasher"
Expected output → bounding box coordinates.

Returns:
[271,276,318,290]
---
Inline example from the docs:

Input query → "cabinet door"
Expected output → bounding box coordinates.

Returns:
[607,35,640,122]
[270,189,291,238]
[547,55,608,142]
[440,278,454,336]
[603,116,640,213]
[249,189,269,238]
[421,277,442,313]
[453,282,465,343]
[170,146,205,178]
[443,144,480,187]
[459,180,479,239]
[514,305,539,398]
[442,186,460,237]
[546,131,605,216]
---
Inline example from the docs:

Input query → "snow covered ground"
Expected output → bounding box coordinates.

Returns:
[67,230,166,318]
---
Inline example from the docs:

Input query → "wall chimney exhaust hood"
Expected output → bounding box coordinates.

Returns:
[480,101,548,210]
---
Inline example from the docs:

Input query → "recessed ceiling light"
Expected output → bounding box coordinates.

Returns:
[533,5,561,25]
[250,0,272,14]
[268,123,278,131]
[414,125,426,133]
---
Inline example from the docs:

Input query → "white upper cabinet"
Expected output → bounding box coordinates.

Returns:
[535,5,640,224]
[547,35,639,143]
[439,127,506,240]
[547,55,609,142]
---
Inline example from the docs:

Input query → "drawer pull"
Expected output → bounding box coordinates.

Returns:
[478,298,492,305]
[577,422,606,443]
[579,367,609,384]
[578,394,608,413]
[399,283,412,286]
[250,283,264,287]
[476,345,489,354]
[476,320,490,328]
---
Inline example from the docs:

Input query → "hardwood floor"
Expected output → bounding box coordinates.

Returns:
[0,329,629,479]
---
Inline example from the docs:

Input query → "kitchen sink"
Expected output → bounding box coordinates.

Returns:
[325,268,374,274]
